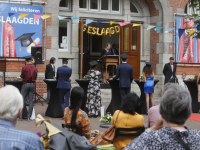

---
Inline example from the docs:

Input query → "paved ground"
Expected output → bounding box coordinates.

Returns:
[15,101,200,134]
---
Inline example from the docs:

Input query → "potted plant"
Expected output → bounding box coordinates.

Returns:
[16,77,21,81]
[139,75,144,80]
[83,75,87,80]
[100,114,113,124]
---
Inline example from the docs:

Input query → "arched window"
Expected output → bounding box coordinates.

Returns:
[184,2,200,15]
[130,1,142,16]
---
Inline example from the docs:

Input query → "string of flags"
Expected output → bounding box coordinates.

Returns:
[6,12,52,20]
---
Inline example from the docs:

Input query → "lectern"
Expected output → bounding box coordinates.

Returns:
[102,55,118,78]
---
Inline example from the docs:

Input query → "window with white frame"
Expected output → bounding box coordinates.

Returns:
[79,0,122,14]
[60,0,71,11]
[130,1,142,16]
[184,2,200,15]
[59,19,71,52]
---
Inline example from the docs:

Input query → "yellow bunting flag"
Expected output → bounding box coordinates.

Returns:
[133,24,141,27]
[110,21,117,25]
[19,13,29,18]
[41,15,52,20]
[189,30,196,36]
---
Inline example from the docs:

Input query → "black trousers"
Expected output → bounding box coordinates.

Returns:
[21,83,34,119]
[120,87,131,101]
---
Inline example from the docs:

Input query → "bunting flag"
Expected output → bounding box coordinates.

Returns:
[71,17,80,20]
[189,30,196,36]
[41,15,52,20]
[19,13,29,18]
[147,25,155,30]
[133,23,141,27]
[154,26,163,31]
[9,13,15,17]
[164,27,174,33]
[34,14,42,22]
[58,16,67,20]
[86,19,93,25]
[178,29,185,38]
[118,22,129,26]
[97,20,105,24]
[110,21,117,25]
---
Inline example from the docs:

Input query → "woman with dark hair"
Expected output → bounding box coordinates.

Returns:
[45,57,56,103]
[196,73,200,113]
[140,62,154,113]
[86,61,101,118]
[64,87,109,146]
[101,43,111,83]
[111,92,144,150]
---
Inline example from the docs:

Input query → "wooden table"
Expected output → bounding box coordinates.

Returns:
[43,80,63,118]
[134,80,159,114]
[184,80,199,113]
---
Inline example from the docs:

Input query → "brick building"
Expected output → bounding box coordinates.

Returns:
[0,0,196,98]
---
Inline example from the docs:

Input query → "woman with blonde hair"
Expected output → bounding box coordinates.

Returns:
[140,62,154,114]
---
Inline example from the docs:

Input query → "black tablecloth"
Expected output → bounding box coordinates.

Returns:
[106,80,121,115]
[5,80,27,118]
[44,80,63,118]
[134,80,159,114]
[75,79,89,112]
[184,80,199,113]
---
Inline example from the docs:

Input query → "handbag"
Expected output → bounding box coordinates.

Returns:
[101,111,120,142]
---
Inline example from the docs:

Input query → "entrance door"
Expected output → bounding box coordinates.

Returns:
[120,24,140,79]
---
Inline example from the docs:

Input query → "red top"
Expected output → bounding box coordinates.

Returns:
[20,64,38,84]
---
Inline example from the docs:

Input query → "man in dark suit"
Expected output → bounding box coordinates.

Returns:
[57,58,72,113]
[163,57,177,84]
[111,53,134,101]
[45,57,56,103]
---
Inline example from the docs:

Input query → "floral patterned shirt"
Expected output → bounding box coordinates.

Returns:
[124,126,200,150]
[64,107,91,138]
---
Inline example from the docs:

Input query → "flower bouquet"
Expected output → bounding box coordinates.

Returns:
[83,75,87,79]
[139,75,144,80]
[53,76,56,79]
[100,114,113,124]
[36,131,52,150]
[188,77,194,81]
[16,77,21,80]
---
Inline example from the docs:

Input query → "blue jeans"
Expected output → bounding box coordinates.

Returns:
[59,89,70,113]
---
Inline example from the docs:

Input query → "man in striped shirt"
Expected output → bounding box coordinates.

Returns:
[0,85,44,150]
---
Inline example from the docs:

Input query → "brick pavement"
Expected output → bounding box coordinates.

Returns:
[15,101,200,134]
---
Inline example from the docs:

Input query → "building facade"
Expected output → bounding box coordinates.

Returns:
[0,0,196,97]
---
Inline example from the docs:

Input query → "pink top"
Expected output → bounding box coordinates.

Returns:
[148,105,160,128]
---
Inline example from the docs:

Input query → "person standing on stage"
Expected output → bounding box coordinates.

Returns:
[57,58,72,113]
[19,56,38,121]
[86,61,101,118]
[111,53,134,101]
[140,62,154,114]
[101,43,111,83]
[45,57,56,103]
[163,57,177,84]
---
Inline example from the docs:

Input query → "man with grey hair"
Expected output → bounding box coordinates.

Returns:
[0,85,44,150]
[125,84,200,150]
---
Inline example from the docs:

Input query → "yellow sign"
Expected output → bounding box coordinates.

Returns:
[83,24,120,36]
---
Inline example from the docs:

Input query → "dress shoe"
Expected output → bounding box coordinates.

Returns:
[28,118,33,122]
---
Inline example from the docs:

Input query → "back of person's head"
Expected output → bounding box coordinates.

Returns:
[0,85,23,122]
[50,57,56,64]
[160,84,192,125]
[69,87,84,125]
[122,57,127,62]
[120,92,139,115]
[143,66,153,76]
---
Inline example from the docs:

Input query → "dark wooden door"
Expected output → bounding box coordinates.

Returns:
[120,24,140,79]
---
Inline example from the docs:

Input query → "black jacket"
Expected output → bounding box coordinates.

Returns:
[45,64,55,79]
[163,63,177,84]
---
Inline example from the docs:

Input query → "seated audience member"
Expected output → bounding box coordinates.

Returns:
[179,72,188,89]
[124,84,200,150]
[64,87,109,146]
[148,83,172,128]
[111,93,144,150]
[0,85,44,150]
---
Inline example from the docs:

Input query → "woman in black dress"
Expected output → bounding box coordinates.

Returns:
[45,57,56,103]
[101,43,111,83]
